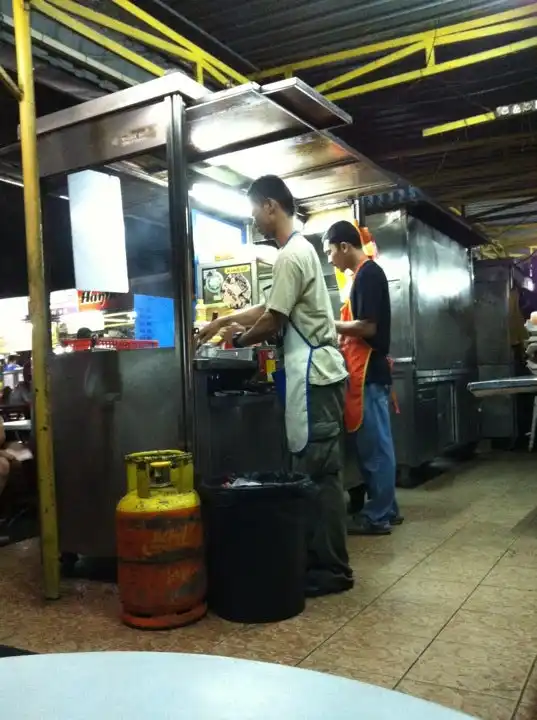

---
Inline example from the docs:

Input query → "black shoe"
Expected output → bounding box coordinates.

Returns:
[348,485,367,515]
[305,576,354,598]
[389,515,405,526]
[0,536,10,547]
[347,516,391,536]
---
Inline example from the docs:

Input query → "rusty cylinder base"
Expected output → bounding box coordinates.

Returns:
[121,601,208,631]
[117,484,207,631]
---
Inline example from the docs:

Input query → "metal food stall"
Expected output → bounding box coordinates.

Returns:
[364,206,482,484]
[474,259,519,444]
[31,72,398,559]
[299,200,484,485]
[468,376,537,446]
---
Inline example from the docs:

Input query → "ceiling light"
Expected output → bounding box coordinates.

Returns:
[0,176,23,187]
[189,182,250,218]
[496,100,537,118]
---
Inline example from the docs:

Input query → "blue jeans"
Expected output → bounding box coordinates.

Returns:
[352,383,399,527]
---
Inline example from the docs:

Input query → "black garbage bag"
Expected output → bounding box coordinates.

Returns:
[201,472,314,623]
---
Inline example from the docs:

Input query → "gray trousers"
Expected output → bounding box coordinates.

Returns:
[291,381,353,592]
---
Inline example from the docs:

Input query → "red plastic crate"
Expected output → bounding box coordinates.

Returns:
[63,339,159,351]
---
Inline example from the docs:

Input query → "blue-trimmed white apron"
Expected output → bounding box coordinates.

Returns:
[271,230,328,454]
[279,319,329,454]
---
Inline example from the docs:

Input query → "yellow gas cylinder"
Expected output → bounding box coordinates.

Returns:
[117,450,207,629]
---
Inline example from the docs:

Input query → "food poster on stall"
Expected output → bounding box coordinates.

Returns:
[191,209,246,301]
[201,263,253,310]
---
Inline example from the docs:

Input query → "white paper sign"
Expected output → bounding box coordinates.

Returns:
[68,170,129,293]
[192,211,244,264]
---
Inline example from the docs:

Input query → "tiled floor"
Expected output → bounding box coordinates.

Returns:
[1,451,537,719]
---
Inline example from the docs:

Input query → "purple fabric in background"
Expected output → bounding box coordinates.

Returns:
[514,253,537,318]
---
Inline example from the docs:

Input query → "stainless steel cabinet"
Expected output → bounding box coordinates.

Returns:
[368,209,478,479]
[474,261,518,442]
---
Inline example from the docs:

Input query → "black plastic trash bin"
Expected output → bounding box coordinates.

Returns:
[201,473,312,624]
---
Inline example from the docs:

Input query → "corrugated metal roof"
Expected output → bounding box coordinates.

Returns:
[148,0,524,67]
[1,0,536,224]
[138,0,536,207]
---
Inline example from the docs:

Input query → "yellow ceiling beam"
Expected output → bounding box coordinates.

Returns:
[381,132,537,161]
[323,35,537,102]
[256,3,537,80]
[44,0,230,86]
[430,155,537,176]
[319,20,537,99]
[316,42,423,94]
[45,0,192,65]
[434,17,537,47]
[423,113,496,137]
[441,184,537,203]
[110,0,248,86]
[32,0,247,90]
[500,240,537,250]
[0,62,22,99]
[424,102,537,137]
[254,4,537,115]
[488,224,537,234]
[32,0,167,78]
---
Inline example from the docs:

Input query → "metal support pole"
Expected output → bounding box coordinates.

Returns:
[167,94,195,453]
[13,0,60,600]
[352,197,366,226]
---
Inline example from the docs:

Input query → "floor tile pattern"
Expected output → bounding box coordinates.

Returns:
[1,451,537,718]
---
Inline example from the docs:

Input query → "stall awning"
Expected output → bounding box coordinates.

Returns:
[31,71,397,208]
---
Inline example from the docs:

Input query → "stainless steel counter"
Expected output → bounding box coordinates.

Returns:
[468,377,537,398]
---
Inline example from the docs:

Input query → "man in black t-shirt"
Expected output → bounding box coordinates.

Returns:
[324,220,401,535]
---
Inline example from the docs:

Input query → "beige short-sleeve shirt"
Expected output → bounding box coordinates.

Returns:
[266,233,347,386]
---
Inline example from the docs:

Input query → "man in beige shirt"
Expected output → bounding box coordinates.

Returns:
[199,175,352,597]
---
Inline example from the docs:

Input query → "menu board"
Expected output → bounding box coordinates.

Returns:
[201,263,253,310]
[192,211,244,264]
[68,170,129,293]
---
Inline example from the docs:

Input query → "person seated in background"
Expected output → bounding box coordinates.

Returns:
[9,360,32,408]
[0,416,21,546]
[76,327,93,340]
[3,355,21,372]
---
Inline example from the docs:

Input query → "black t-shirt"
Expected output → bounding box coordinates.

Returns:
[350,260,391,385]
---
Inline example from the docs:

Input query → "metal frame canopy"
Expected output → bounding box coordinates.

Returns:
[33,70,396,416]
[2,0,535,248]
[35,72,396,213]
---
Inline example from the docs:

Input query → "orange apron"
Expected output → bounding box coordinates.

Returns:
[340,258,372,433]
[340,259,399,433]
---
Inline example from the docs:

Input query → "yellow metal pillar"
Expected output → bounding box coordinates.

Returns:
[13,0,60,600]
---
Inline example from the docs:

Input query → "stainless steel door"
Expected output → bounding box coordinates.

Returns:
[368,213,413,361]
[436,382,456,449]
[409,217,474,370]
[474,262,511,366]
[478,364,517,439]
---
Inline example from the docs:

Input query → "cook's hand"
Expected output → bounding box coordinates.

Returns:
[197,318,224,346]
[221,323,246,345]
[0,450,20,468]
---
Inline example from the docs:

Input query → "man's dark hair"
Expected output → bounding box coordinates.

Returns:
[323,220,362,248]
[76,327,92,340]
[247,175,295,217]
